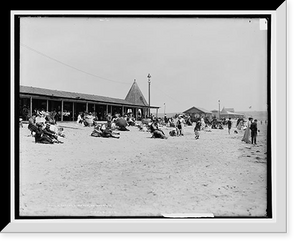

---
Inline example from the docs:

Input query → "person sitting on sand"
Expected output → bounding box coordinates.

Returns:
[35,111,46,127]
[34,123,54,144]
[169,129,177,137]
[28,114,37,136]
[77,113,83,124]
[43,123,63,143]
[57,127,65,138]
[91,124,120,139]
[137,123,148,132]
[84,112,95,127]
[150,120,167,139]
[127,115,135,126]
[149,120,159,133]
[151,129,168,139]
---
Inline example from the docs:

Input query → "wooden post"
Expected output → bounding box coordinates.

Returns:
[135,108,138,120]
[61,100,64,122]
[122,105,124,116]
[86,102,89,113]
[72,102,75,121]
[30,97,32,116]
[46,100,49,112]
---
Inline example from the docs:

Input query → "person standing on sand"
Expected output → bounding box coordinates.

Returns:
[227,118,232,134]
[250,119,258,145]
[178,115,185,136]
[106,113,112,129]
[242,117,253,144]
[194,119,201,140]
[200,116,205,130]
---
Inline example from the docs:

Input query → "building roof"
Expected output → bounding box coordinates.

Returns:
[124,81,149,107]
[220,110,244,117]
[183,106,212,115]
[221,107,235,113]
[20,85,159,108]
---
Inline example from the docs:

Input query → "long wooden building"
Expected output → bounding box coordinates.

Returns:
[19,80,159,121]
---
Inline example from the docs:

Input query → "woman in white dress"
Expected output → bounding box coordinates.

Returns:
[242,118,253,143]
[200,117,205,131]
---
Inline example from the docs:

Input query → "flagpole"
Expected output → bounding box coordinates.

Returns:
[147,73,151,118]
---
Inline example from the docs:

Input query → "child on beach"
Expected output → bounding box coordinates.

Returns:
[194,119,201,140]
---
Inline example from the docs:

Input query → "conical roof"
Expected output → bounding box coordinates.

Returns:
[125,80,149,106]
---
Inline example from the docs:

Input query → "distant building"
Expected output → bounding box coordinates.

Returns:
[220,107,244,119]
[211,110,219,118]
[183,106,212,121]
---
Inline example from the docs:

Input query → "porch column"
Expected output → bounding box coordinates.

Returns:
[30,97,32,116]
[61,100,64,121]
[46,100,49,112]
[122,105,124,116]
[72,102,75,121]
[106,104,108,116]
[156,108,158,118]
[86,102,88,113]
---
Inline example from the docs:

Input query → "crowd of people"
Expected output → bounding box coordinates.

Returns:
[88,113,135,139]
[24,109,262,145]
[27,110,65,144]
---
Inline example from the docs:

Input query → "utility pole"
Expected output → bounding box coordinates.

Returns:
[147,73,151,117]
[218,100,220,119]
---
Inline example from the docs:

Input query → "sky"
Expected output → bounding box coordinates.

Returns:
[20,16,268,114]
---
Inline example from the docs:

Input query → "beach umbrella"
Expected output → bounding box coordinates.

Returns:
[116,118,127,127]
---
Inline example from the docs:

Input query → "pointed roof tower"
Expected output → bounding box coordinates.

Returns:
[125,79,149,106]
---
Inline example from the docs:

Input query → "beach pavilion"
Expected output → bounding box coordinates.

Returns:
[220,107,244,119]
[19,80,159,122]
[182,106,213,121]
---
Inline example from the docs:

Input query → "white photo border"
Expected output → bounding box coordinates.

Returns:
[6,2,288,233]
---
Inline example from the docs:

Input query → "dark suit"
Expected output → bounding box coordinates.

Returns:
[250,121,258,144]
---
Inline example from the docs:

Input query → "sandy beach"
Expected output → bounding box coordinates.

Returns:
[19,121,268,217]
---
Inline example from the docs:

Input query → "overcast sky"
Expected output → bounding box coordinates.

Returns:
[20,16,268,113]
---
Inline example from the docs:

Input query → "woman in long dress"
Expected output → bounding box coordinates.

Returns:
[236,118,243,130]
[200,117,205,131]
[242,118,253,143]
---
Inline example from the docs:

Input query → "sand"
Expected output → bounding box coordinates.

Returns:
[19,121,268,217]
